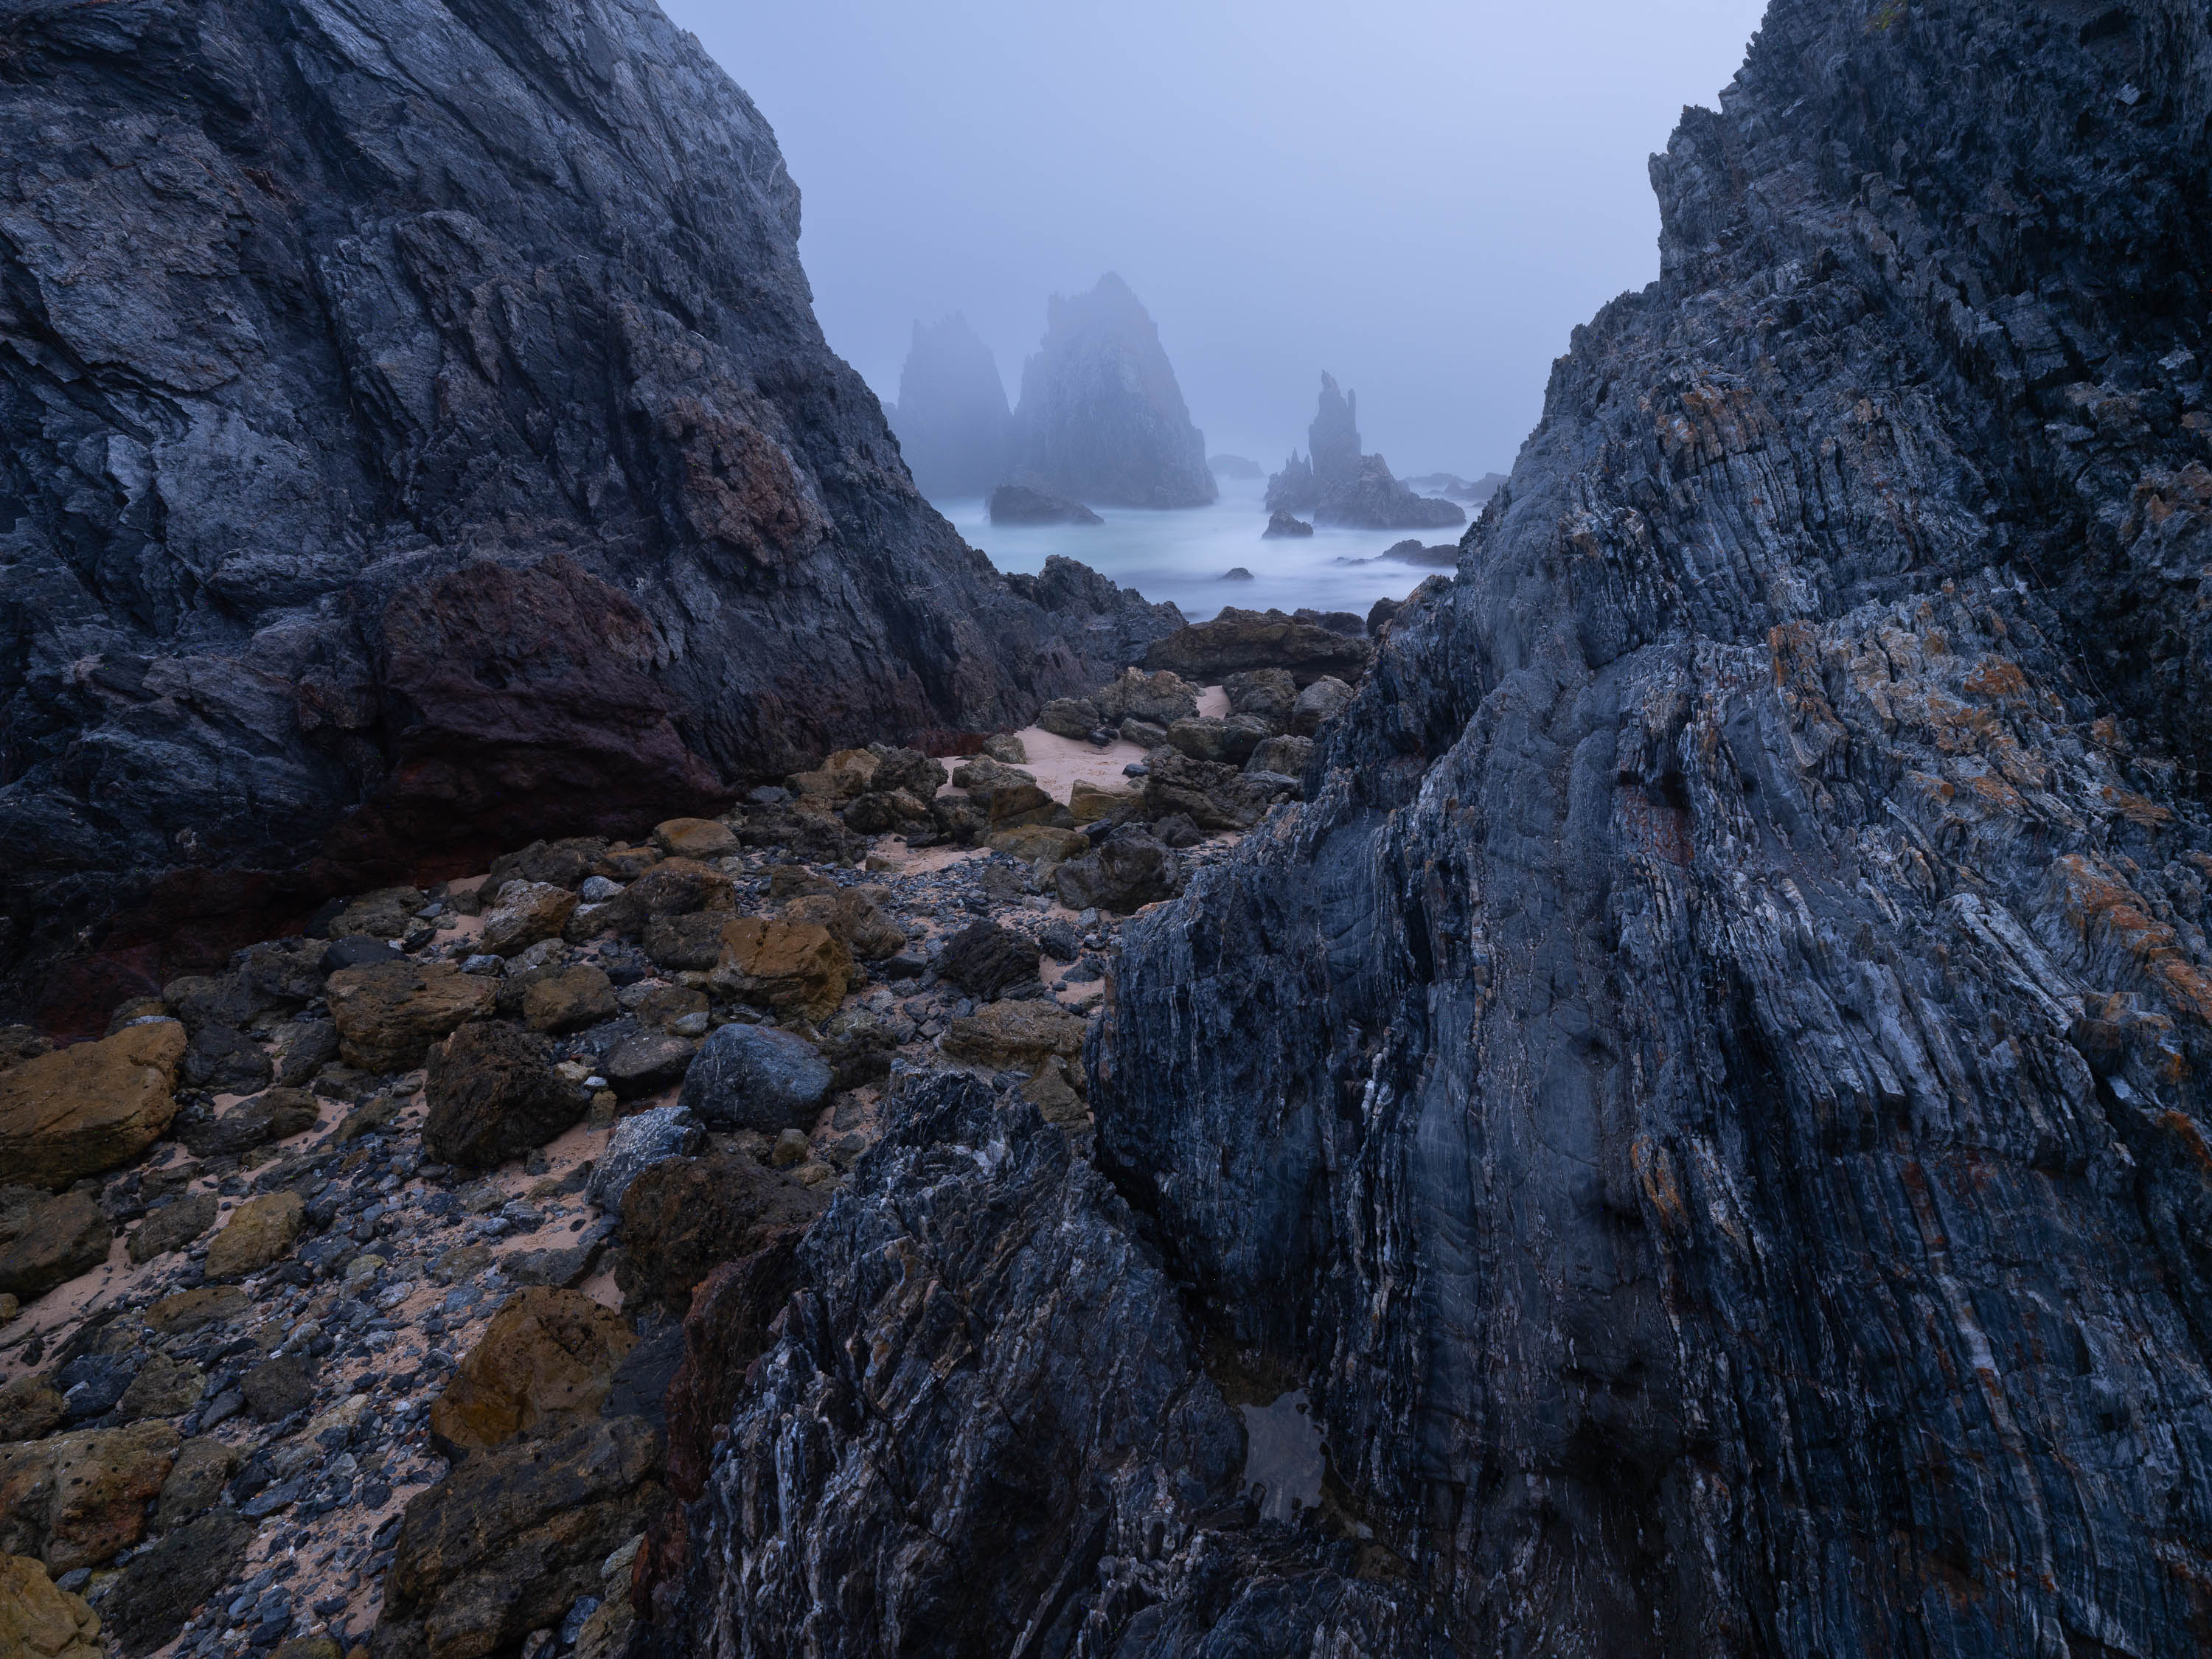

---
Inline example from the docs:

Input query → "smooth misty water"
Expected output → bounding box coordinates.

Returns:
[935,473,1461,625]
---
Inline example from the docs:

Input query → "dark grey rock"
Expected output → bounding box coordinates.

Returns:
[987,483,1102,526]
[679,1024,832,1133]
[1261,510,1314,538]
[0,0,1179,1023]
[936,921,1040,1001]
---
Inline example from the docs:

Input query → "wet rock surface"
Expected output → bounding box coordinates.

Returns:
[1085,5,2212,1655]
[0,0,1180,1026]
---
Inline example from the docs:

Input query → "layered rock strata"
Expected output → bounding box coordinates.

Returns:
[679,2,2212,1655]
[0,0,1172,1026]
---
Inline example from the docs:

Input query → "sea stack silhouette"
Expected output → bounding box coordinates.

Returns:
[1008,273,1217,509]
[1266,372,1464,530]
[886,313,1013,499]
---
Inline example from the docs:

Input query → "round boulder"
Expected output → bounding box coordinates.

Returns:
[678,1024,832,1133]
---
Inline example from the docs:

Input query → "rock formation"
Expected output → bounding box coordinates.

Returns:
[667,3,2212,1656]
[886,313,1013,500]
[1267,372,1465,529]
[0,0,1176,1027]
[1009,274,1217,509]
[1208,453,1263,479]
[987,484,1102,526]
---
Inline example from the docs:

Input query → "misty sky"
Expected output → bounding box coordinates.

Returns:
[660,0,1770,479]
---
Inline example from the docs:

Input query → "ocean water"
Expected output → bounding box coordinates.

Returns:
[933,473,1462,626]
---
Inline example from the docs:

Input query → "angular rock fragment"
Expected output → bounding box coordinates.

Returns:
[1052,833,1180,914]
[430,1287,638,1455]
[0,1194,111,1304]
[126,1192,220,1262]
[711,919,852,1023]
[326,963,495,1073]
[616,1154,824,1316]
[0,1554,102,1658]
[0,1023,187,1191]
[588,1107,703,1212]
[0,1422,178,1571]
[936,920,1041,1000]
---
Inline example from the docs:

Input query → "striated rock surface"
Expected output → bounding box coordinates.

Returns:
[641,1077,1431,1658]
[664,4,2212,1657]
[1093,3,2212,1654]
[1009,274,1217,509]
[0,0,1175,1026]
[888,313,1014,500]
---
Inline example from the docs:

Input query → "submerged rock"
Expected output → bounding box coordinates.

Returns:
[986,483,1102,526]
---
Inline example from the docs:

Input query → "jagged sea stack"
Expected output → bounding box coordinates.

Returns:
[1267,371,1464,529]
[664,2,2212,1655]
[0,0,1175,1025]
[886,313,1013,499]
[1009,274,1217,509]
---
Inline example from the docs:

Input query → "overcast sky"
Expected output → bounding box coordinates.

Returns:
[659,0,1770,479]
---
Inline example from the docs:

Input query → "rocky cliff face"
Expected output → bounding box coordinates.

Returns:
[1010,274,1217,509]
[0,0,1172,1026]
[1266,372,1462,529]
[888,313,1013,500]
[675,1,2212,1655]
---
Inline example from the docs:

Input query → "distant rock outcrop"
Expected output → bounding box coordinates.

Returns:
[988,484,1102,526]
[1262,511,1315,539]
[1207,454,1262,479]
[1266,374,1465,529]
[1009,274,1217,509]
[887,315,1012,499]
[1403,470,1507,504]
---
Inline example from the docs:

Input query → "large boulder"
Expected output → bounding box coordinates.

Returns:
[0,1023,186,1190]
[1034,697,1101,740]
[1095,667,1199,729]
[1290,674,1356,735]
[177,1023,273,1093]
[1141,606,1373,686]
[600,1031,697,1101]
[0,1377,65,1444]
[203,1191,303,1279]
[371,1418,664,1659]
[423,1021,584,1170]
[479,881,581,957]
[519,964,619,1033]
[779,888,908,962]
[678,1025,832,1133]
[326,962,495,1073]
[0,1554,102,1658]
[1052,834,1181,915]
[616,1153,826,1317]
[0,1193,111,1304]
[1222,667,1298,727]
[1245,734,1313,777]
[937,922,1041,1001]
[1165,714,1267,765]
[711,919,852,1024]
[0,1422,179,1571]
[1141,747,1290,832]
[429,1287,638,1456]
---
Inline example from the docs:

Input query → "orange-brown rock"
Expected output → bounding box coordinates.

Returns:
[429,1287,638,1455]
[0,1421,179,1571]
[941,1000,1088,1074]
[711,918,852,1023]
[325,961,495,1072]
[0,1022,187,1190]
[0,1554,102,1657]
[203,1191,303,1279]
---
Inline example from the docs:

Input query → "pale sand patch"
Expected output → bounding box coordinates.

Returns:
[866,839,987,877]
[1194,685,1231,718]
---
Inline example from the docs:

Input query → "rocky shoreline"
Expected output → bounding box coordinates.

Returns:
[0,621,1343,1659]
